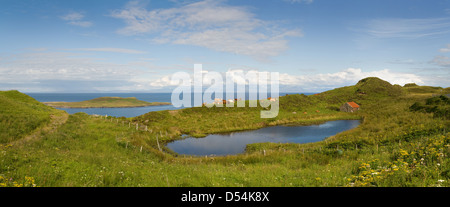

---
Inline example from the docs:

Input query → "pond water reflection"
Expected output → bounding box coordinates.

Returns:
[167,120,361,156]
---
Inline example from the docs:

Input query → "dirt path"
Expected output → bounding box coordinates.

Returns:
[11,111,69,146]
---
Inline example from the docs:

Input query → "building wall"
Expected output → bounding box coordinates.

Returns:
[340,103,358,112]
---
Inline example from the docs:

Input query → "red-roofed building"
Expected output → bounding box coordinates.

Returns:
[340,102,360,112]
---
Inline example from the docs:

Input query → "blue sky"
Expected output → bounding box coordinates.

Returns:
[0,0,449,92]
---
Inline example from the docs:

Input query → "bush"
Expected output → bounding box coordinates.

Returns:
[404,83,418,87]
[410,95,450,119]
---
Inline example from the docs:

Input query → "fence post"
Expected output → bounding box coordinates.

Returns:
[156,135,162,152]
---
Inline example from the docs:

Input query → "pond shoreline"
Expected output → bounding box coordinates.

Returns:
[186,116,363,138]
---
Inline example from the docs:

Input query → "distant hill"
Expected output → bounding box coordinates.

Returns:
[305,77,403,107]
[43,97,171,108]
[0,90,58,143]
[402,83,448,95]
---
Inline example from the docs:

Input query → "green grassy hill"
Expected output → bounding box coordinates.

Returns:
[0,90,59,143]
[316,77,403,104]
[403,82,449,95]
[355,77,403,97]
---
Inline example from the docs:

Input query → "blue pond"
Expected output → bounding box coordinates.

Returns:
[166,120,361,156]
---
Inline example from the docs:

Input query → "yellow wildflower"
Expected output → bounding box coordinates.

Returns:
[399,149,409,156]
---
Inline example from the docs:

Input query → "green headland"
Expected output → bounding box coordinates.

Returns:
[43,97,171,108]
[0,77,449,187]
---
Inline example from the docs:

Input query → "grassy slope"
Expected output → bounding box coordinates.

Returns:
[44,97,171,108]
[1,78,449,187]
[0,90,60,143]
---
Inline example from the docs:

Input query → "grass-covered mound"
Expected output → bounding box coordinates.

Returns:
[311,77,403,107]
[403,82,447,95]
[44,97,171,108]
[355,77,403,97]
[0,90,58,143]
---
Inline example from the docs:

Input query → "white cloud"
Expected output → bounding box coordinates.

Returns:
[149,75,179,87]
[111,0,302,60]
[0,52,136,81]
[431,56,450,67]
[61,12,84,21]
[68,21,93,27]
[61,12,93,27]
[75,48,147,54]
[285,0,314,4]
[387,59,418,65]
[286,68,425,89]
[362,17,450,39]
[439,44,450,53]
[0,51,147,92]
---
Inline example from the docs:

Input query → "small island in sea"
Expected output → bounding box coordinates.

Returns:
[43,97,171,108]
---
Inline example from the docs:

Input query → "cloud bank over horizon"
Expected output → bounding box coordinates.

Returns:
[0,50,432,92]
[147,67,427,92]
